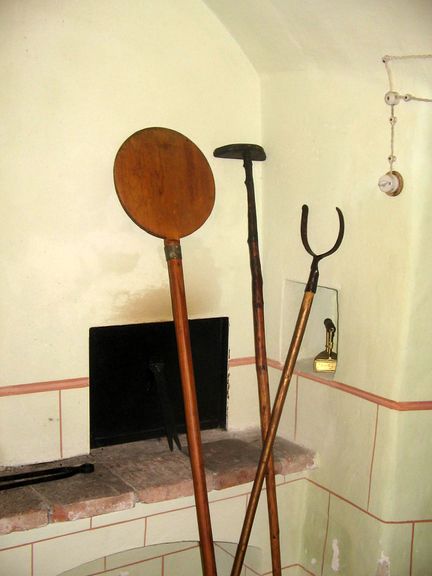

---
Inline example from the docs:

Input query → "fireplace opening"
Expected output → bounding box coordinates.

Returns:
[89,317,229,449]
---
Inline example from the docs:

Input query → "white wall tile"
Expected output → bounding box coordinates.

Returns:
[227,365,260,430]
[269,367,296,442]
[0,391,60,466]
[210,494,248,543]
[251,480,305,573]
[216,541,261,574]
[163,545,202,576]
[369,409,432,521]
[60,388,89,458]
[33,519,145,576]
[145,506,199,546]
[0,544,32,576]
[91,496,195,529]
[0,518,91,551]
[296,377,376,508]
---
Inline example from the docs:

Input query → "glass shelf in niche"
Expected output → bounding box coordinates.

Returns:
[58,541,262,576]
[281,279,339,374]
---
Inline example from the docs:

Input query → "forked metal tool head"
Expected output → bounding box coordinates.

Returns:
[301,204,345,293]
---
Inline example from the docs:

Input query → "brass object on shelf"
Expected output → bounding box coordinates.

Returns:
[314,318,337,373]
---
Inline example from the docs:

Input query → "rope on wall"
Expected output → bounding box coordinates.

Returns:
[379,54,432,197]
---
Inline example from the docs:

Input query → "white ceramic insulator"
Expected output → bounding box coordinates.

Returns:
[384,91,401,105]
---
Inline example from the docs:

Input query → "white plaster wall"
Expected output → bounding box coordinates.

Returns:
[261,69,411,399]
[261,71,432,402]
[0,0,261,387]
[400,95,432,399]
[206,0,432,401]
[204,4,432,564]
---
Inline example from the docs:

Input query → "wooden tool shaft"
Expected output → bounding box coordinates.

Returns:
[244,158,282,575]
[165,239,217,576]
[230,291,315,576]
[114,128,219,576]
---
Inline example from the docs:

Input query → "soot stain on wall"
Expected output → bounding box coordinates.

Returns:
[112,288,172,323]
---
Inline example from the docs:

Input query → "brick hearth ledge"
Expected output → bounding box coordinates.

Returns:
[0,429,314,535]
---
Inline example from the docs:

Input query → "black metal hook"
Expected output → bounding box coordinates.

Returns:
[301,204,345,293]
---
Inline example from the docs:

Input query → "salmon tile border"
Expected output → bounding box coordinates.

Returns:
[1,356,432,413]
[0,378,88,397]
[228,356,256,368]
[296,370,432,412]
[234,358,432,412]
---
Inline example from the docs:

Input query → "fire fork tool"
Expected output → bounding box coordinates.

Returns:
[230,204,344,576]
[213,143,282,575]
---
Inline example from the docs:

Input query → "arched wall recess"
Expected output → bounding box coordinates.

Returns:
[379,54,432,197]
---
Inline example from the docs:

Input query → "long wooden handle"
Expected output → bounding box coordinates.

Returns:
[164,239,217,576]
[244,157,282,576]
[230,291,315,576]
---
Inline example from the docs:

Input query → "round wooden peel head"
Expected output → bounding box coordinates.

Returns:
[113,127,215,240]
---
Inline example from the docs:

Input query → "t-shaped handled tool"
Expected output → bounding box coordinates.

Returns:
[214,143,282,576]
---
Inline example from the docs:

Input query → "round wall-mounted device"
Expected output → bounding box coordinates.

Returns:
[378,171,404,197]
